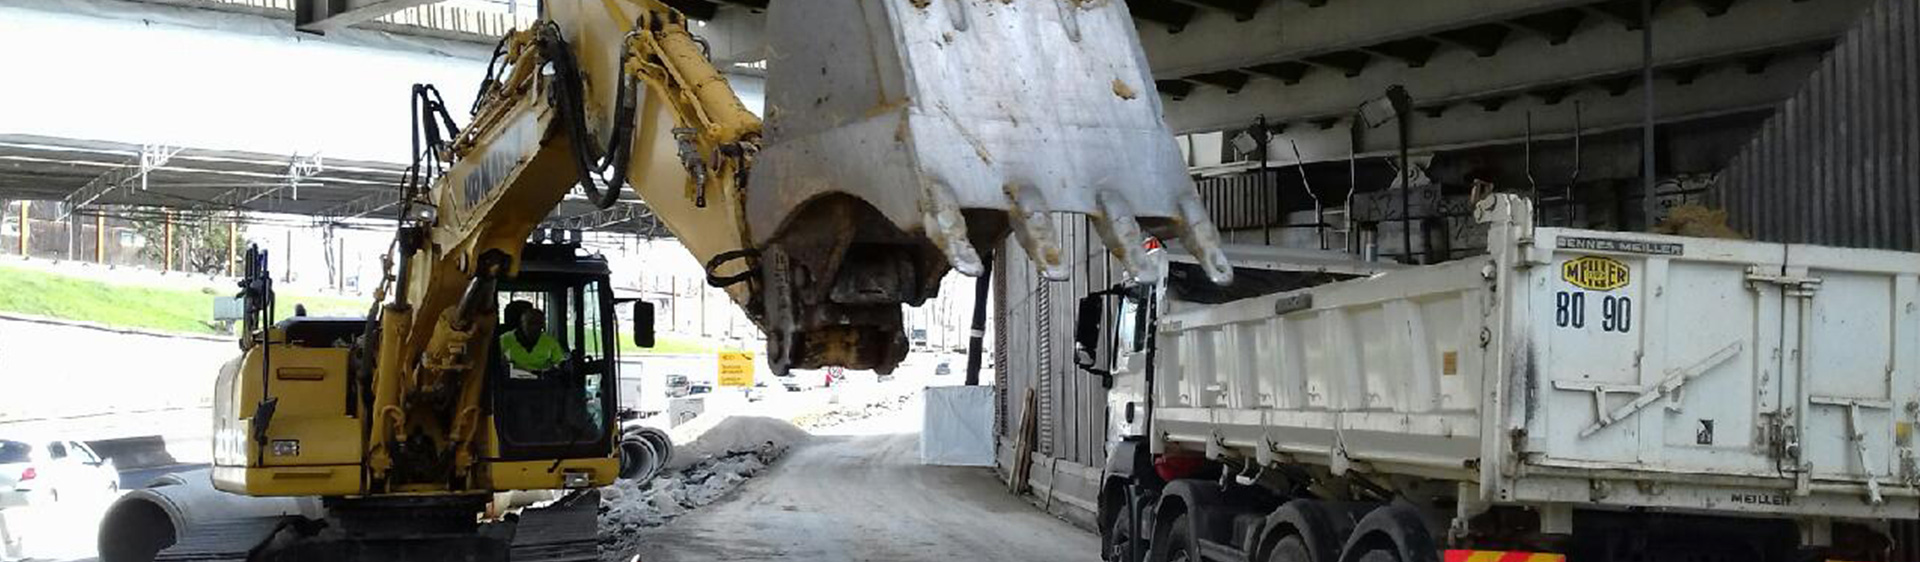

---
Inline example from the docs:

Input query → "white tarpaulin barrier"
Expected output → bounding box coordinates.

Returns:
[920,385,994,466]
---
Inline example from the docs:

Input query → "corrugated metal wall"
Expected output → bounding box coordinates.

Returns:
[1715,0,1920,550]
[1197,170,1289,230]
[995,214,1117,467]
[1715,0,1919,251]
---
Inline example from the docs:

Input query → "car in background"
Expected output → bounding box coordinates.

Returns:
[2,438,119,558]
[747,380,776,402]
[688,381,713,395]
[665,374,691,398]
[1,439,117,505]
[934,362,953,377]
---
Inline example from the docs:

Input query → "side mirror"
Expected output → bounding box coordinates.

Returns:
[633,301,655,348]
[1073,294,1106,375]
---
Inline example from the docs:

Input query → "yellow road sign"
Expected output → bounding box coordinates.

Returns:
[718,351,754,387]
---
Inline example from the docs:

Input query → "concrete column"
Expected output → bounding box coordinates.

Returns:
[163,209,174,272]
[18,201,30,257]
[336,234,345,291]
[226,219,237,275]
[284,230,293,283]
[95,214,105,263]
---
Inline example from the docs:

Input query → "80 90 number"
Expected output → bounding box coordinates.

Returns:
[1554,291,1631,333]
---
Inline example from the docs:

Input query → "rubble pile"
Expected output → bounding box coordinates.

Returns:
[596,416,809,558]
[793,391,915,430]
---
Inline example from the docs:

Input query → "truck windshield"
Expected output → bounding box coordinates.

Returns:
[1117,297,1142,353]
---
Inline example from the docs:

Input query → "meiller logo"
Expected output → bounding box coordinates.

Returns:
[1561,256,1630,292]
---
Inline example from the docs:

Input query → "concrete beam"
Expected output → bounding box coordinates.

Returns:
[1171,0,1262,21]
[1129,0,1200,32]
[1161,0,1860,133]
[293,0,440,33]
[1138,0,1596,78]
[1240,53,1823,166]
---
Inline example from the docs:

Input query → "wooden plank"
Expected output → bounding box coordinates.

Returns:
[1010,388,1038,495]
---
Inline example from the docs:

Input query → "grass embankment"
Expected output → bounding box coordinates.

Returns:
[625,332,748,355]
[0,265,366,335]
[0,264,753,350]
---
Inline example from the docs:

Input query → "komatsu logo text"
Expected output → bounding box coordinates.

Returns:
[1561,256,1630,291]
[461,112,541,210]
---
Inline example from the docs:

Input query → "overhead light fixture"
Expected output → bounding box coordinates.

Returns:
[1230,130,1260,157]
[1356,85,1412,129]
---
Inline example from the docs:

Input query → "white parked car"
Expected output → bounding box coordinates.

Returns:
[1,438,119,559]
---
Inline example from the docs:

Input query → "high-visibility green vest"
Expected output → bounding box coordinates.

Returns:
[500,332,565,371]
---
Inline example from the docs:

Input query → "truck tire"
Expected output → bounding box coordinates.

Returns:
[1337,504,1437,562]
[1154,513,1198,562]
[1106,507,1145,562]
[1267,535,1311,562]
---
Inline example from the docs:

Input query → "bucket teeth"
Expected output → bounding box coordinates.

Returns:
[1005,182,1070,281]
[922,180,985,277]
[1056,0,1083,42]
[1092,191,1159,284]
[1176,195,1234,285]
[946,0,970,31]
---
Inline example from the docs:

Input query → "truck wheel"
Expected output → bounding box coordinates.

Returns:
[1355,549,1398,562]
[1106,508,1144,562]
[1267,535,1310,562]
[1155,513,1198,562]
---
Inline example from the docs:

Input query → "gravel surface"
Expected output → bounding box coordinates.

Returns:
[620,401,1100,562]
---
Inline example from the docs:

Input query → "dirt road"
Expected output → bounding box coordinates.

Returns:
[631,408,1100,562]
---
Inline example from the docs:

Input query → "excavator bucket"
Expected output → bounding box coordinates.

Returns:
[717,0,1233,373]
[751,0,1231,285]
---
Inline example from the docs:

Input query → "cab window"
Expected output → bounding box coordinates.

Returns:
[491,275,616,460]
[1117,297,1147,353]
[70,442,101,465]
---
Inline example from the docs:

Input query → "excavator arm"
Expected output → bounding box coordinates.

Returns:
[362,0,763,490]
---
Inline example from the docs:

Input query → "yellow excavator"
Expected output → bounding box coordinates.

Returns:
[99,0,1230,559]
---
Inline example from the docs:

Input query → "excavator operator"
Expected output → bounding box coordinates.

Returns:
[501,304,567,377]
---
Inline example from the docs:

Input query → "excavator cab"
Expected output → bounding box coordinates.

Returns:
[210,242,627,499]
[486,242,620,463]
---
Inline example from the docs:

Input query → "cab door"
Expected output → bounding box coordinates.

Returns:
[1107,289,1154,439]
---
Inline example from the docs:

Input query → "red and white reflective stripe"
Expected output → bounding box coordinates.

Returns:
[1442,550,1565,562]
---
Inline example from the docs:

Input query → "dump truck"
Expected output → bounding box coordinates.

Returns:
[1077,195,1917,562]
